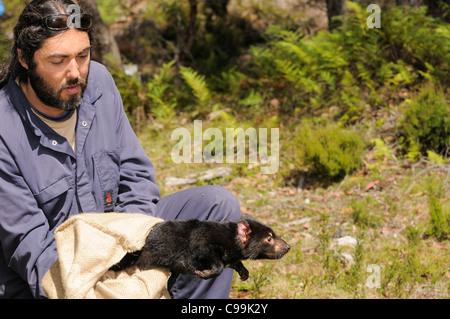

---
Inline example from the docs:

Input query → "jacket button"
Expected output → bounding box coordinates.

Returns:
[52,140,58,146]
[82,121,88,127]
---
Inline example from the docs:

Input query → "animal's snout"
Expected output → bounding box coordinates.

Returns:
[282,242,291,254]
[273,239,291,258]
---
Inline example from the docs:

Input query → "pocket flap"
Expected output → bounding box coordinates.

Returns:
[34,177,72,204]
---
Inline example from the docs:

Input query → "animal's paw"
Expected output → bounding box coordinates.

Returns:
[238,268,249,281]
[195,269,214,279]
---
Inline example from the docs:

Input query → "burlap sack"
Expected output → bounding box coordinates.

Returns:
[42,213,171,299]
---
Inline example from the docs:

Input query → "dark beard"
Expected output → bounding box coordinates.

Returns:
[28,66,88,111]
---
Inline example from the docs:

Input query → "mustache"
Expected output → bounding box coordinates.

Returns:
[60,77,87,90]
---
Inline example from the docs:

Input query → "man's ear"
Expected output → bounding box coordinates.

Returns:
[17,49,29,70]
[237,220,251,245]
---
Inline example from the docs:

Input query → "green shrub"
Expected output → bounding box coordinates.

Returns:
[291,121,365,181]
[427,194,450,241]
[405,225,422,246]
[381,248,425,298]
[318,212,341,282]
[400,83,450,156]
[347,230,366,295]
[424,177,450,241]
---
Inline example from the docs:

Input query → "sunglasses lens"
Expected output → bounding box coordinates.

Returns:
[79,14,92,30]
[44,14,92,30]
[46,16,69,30]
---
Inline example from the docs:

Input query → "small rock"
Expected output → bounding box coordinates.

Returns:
[284,217,312,227]
[331,230,347,239]
[164,177,196,187]
[341,252,354,265]
[196,167,232,182]
[164,167,232,187]
[335,236,357,248]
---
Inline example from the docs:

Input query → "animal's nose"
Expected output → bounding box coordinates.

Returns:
[286,244,291,251]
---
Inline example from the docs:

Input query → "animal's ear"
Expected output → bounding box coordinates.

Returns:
[237,220,252,245]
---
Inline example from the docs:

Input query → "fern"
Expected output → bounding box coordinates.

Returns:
[239,90,263,107]
[146,60,177,124]
[277,40,311,64]
[370,138,394,160]
[427,150,447,164]
[318,70,336,88]
[180,66,211,111]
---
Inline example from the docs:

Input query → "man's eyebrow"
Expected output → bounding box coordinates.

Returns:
[78,47,91,55]
[48,53,69,59]
[48,47,91,59]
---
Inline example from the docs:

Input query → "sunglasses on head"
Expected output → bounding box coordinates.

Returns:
[43,13,93,31]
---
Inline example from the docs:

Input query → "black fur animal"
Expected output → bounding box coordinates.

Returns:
[111,217,290,280]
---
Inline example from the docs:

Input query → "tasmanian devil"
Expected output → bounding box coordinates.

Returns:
[111,216,290,280]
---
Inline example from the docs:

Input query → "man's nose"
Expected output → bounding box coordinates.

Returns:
[66,58,80,80]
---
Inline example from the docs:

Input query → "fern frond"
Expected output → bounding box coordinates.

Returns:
[153,60,176,86]
[276,41,311,64]
[319,71,336,87]
[146,61,177,123]
[239,90,263,107]
[180,66,211,108]
[274,59,301,84]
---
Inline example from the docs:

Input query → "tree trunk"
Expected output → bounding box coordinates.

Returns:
[325,0,346,31]
[187,0,198,51]
[78,0,123,70]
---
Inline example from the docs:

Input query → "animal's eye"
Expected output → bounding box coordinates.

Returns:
[266,236,272,242]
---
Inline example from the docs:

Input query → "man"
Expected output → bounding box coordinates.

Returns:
[0,0,240,299]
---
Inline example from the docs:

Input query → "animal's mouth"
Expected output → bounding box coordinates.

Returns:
[264,251,289,259]
[260,244,291,259]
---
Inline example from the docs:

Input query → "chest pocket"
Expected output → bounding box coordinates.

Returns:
[34,176,74,229]
[93,149,121,212]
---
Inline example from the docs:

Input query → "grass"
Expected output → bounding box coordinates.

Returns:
[138,115,450,299]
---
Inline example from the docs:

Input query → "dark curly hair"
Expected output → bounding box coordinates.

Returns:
[0,0,95,89]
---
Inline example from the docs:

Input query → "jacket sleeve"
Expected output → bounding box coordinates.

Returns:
[109,73,161,215]
[0,137,57,299]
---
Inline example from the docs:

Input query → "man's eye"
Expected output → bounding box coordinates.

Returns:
[51,60,64,65]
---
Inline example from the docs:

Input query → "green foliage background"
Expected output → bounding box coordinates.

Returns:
[1,0,449,182]
[108,1,449,181]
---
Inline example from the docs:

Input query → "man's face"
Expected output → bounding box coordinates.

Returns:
[28,28,91,111]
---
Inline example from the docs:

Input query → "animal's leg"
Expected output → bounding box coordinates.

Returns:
[231,261,249,281]
[194,261,225,279]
